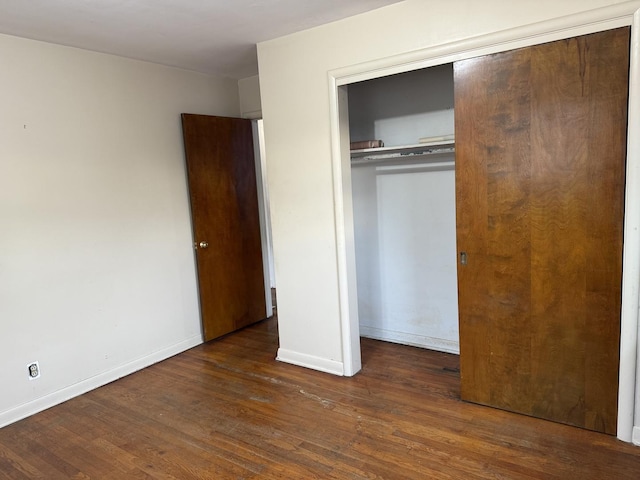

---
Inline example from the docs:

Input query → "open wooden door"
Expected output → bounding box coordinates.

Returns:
[182,114,267,341]
[454,28,629,434]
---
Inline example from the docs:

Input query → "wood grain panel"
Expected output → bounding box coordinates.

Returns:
[454,27,629,434]
[455,49,534,413]
[182,114,266,341]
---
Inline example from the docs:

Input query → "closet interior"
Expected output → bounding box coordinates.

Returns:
[348,64,459,354]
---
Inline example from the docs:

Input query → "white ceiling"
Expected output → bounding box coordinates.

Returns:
[0,0,403,79]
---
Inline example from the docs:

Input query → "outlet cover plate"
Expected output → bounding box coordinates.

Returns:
[27,361,40,380]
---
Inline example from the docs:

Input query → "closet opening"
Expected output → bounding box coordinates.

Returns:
[347,63,460,356]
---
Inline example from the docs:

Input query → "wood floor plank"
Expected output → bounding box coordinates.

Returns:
[0,443,46,479]
[1,316,639,479]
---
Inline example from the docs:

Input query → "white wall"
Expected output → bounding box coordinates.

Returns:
[348,64,454,146]
[239,75,262,119]
[257,0,635,423]
[0,33,240,427]
[353,163,459,352]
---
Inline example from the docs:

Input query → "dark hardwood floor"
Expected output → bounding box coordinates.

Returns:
[1,316,639,479]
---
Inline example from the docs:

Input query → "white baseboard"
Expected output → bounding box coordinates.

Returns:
[0,334,203,429]
[632,426,640,446]
[359,325,460,354]
[276,348,344,376]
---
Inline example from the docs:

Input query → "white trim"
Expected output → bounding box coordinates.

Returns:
[241,109,262,120]
[329,84,362,377]
[625,6,640,441]
[360,325,460,355]
[633,426,640,446]
[333,3,636,86]
[276,348,344,376]
[0,334,203,429]
[257,119,276,289]
[328,1,640,442]
[252,119,274,316]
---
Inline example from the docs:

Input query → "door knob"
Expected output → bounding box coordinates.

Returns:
[199,241,209,249]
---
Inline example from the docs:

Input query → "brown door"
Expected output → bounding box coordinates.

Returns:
[182,114,266,341]
[454,27,629,434]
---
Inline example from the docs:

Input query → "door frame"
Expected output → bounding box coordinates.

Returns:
[328,1,640,443]
[252,119,275,317]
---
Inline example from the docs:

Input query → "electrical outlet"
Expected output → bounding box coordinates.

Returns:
[27,361,40,380]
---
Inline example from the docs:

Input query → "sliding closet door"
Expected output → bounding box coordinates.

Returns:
[454,27,629,434]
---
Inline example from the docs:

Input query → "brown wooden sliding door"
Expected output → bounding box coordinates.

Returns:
[182,114,266,342]
[454,27,630,434]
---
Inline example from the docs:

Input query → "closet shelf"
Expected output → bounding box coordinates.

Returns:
[350,139,455,166]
